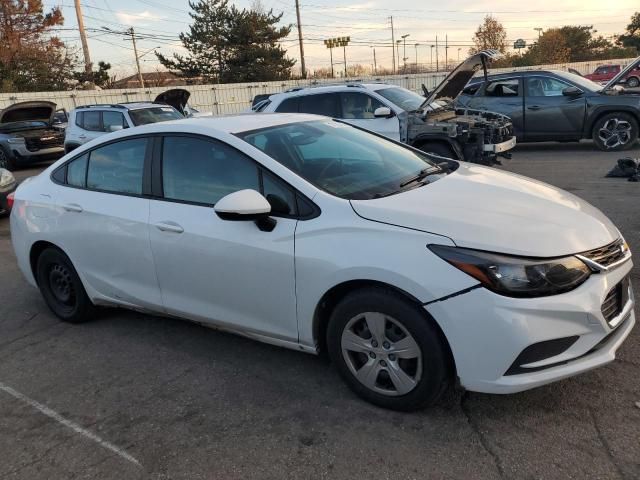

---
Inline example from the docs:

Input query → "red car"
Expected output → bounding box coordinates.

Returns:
[584,64,640,87]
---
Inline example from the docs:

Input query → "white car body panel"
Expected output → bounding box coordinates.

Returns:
[10,114,635,396]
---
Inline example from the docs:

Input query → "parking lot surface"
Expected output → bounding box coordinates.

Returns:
[1,141,639,480]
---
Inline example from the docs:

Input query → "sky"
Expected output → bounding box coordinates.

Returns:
[45,0,640,78]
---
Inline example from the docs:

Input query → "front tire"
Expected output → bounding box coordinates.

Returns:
[36,248,95,323]
[592,112,639,151]
[327,288,451,411]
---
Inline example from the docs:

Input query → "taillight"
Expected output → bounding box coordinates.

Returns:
[7,192,15,210]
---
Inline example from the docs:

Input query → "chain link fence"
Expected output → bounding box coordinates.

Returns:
[0,58,636,114]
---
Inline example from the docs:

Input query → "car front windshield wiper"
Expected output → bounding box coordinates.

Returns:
[399,166,443,188]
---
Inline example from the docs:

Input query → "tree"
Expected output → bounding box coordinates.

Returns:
[522,29,571,65]
[73,61,113,89]
[0,0,75,92]
[470,16,507,54]
[618,12,640,52]
[156,0,294,83]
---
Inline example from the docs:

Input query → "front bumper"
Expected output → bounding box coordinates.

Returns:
[426,259,635,394]
[483,136,517,153]
[10,144,64,164]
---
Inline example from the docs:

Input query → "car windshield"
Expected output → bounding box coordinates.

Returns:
[554,71,603,92]
[238,120,440,200]
[375,87,425,112]
[128,106,183,126]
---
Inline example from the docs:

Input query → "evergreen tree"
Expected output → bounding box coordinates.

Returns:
[156,0,294,83]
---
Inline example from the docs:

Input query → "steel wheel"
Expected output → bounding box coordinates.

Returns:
[627,77,639,88]
[597,117,633,149]
[341,312,422,396]
[48,263,76,308]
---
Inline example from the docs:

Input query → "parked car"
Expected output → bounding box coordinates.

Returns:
[457,59,640,151]
[255,50,516,165]
[11,114,635,410]
[584,64,640,88]
[0,101,65,170]
[64,102,184,153]
[0,168,16,216]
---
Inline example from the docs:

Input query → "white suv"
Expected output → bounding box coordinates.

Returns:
[64,103,183,153]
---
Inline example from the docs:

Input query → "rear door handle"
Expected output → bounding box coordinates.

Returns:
[63,203,83,213]
[78,134,87,139]
[527,105,541,111]
[154,221,184,234]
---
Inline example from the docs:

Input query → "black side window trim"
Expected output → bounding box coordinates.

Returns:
[150,132,319,220]
[50,134,154,198]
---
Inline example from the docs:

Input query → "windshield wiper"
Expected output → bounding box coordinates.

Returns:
[399,166,443,188]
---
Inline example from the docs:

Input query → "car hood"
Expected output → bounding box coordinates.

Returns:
[350,164,619,257]
[154,88,190,115]
[420,50,501,108]
[0,101,56,125]
[604,55,640,90]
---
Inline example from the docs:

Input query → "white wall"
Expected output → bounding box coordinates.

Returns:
[0,58,635,114]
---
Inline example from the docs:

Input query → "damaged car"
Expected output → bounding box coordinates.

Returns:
[0,101,65,170]
[457,55,640,151]
[154,88,208,117]
[254,50,516,165]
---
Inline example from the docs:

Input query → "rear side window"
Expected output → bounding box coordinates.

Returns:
[83,111,101,131]
[87,138,146,194]
[298,94,339,117]
[275,97,299,113]
[67,154,88,187]
[75,111,84,127]
[161,136,259,205]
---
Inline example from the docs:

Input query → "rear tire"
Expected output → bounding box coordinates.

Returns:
[36,248,95,323]
[327,287,451,411]
[627,76,639,88]
[592,112,639,151]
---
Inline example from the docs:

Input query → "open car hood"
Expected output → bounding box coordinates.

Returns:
[420,50,501,108]
[604,55,640,90]
[154,89,191,115]
[0,101,56,125]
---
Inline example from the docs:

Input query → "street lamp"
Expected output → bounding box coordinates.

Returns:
[430,45,434,71]
[457,47,461,62]
[414,43,419,72]
[396,40,401,74]
[370,46,377,75]
[401,34,410,72]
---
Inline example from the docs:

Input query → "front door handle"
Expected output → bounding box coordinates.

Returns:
[527,105,541,111]
[154,221,184,234]
[63,203,83,213]
[78,134,87,139]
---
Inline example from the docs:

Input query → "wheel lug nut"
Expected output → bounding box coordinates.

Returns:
[383,341,390,349]
[369,352,376,359]
[371,340,378,348]
[379,360,387,367]
[388,354,396,361]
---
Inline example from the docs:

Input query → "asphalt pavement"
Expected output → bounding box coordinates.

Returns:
[0,140,639,479]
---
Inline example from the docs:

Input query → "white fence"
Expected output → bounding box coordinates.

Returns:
[0,58,636,115]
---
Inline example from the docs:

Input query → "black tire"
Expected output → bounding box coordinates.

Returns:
[36,247,95,323]
[0,147,15,171]
[327,287,452,411]
[592,112,639,151]
[627,76,639,88]
[416,141,459,160]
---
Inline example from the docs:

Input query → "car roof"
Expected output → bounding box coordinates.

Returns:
[269,82,401,100]
[469,70,571,83]
[75,102,166,111]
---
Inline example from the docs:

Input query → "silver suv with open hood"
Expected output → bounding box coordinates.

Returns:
[256,50,516,165]
[0,101,65,170]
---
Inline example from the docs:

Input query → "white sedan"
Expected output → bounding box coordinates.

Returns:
[10,114,635,410]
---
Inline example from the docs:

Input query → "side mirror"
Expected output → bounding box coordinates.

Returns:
[562,86,583,97]
[214,189,276,231]
[108,125,124,132]
[374,106,392,118]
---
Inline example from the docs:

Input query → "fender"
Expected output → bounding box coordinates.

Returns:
[584,105,640,137]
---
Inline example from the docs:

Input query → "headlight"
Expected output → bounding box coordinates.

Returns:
[429,245,591,298]
[0,168,15,188]
[6,137,24,144]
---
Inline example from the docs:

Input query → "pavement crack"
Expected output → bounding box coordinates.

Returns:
[588,408,626,479]
[460,392,505,479]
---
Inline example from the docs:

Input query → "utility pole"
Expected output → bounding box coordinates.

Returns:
[430,45,434,71]
[414,43,418,72]
[129,28,145,89]
[401,34,409,72]
[74,0,92,73]
[396,40,401,73]
[371,46,377,75]
[389,16,396,74]
[445,35,448,70]
[294,0,306,78]
[435,36,439,72]
[343,44,347,78]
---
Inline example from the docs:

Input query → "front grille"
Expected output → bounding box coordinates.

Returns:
[24,133,64,152]
[580,239,627,268]
[601,276,630,325]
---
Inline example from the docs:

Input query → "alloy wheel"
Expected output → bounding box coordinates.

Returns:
[598,118,632,149]
[341,312,422,396]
